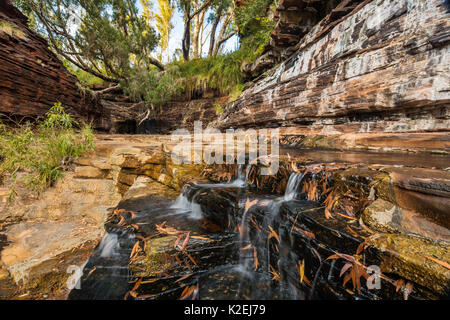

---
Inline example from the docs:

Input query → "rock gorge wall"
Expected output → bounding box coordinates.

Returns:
[0,2,141,132]
[218,0,450,137]
[150,96,228,134]
[0,2,100,126]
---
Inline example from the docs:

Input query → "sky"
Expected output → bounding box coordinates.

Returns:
[136,1,239,62]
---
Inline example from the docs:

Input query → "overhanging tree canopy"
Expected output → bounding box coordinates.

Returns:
[18,0,162,83]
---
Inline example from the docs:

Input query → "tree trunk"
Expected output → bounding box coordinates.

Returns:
[182,15,191,61]
[213,12,232,56]
[181,0,213,61]
[192,11,201,59]
[208,12,222,57]
[193,9,206,59]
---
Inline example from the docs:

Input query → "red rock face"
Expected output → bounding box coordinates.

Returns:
[217,0,450,136]
[0,3,109,127]
[151,96,229,134]
[0,2,223,133]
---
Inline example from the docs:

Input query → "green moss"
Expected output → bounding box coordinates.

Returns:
[214,103,224,115]
[228,84,245,103]
[372,234,450,295]
[130,236,177,278]
[0,20,27,40]
[374,172,396,204]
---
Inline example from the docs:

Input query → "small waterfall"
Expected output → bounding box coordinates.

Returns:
[237,164,245,181]
[170,164,251,219]
[171,193,204,219]
[228,164,247,187]
[211,164,248,188]
[236,171,306,298]
[171,193,191,210]
[98,233,120,258]
[284,173,304,201]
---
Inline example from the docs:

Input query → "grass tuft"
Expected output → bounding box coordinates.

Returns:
[0,103,95,198]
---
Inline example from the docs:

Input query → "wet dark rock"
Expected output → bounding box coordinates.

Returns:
[281,202,450,298]
[182,184,241,228]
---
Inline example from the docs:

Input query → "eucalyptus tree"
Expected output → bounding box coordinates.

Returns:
[207,0,236,56]
[154,0,175,63]
[178,0,214,61]
[191,0,206,59]
[16,0,163,84]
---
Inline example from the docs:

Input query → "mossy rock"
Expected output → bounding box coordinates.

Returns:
[130,235,217,278]
[362,198,401,234]
[130,236,177,278]
[370,234,450,296]
[300,135,337,149]
[374,172,396,204]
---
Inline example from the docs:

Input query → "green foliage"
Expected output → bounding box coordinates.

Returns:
[72,68,105,86]
[0,20,27,39]
[176,53,244,96]
[16,0,160,82]
[228,83,245,102]
[124,65,183,106]
[14,0,278,109]
[214,103,224,115]
[0,103,95,196]
[235,0,275,63]
[13,0,39,30]
[124,51,245,106]
[61,57,105,86]
[62,59,104,86]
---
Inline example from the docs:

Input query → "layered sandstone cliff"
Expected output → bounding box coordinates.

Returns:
[218,0,450,137]
[0,2,103,126]
[0,2,142,132]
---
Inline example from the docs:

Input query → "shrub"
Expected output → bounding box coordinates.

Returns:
[124,64,183,106]
[0,103,95,197]
[235,0,276,63]
[176,53,244,97]
[124,52,246,108]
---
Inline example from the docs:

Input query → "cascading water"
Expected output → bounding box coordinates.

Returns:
[284,173,304,201]
[171,164,249,219]
[98,233,120,258]
[69,165,389,300]
[234,171,307,299]
[171,191,205,219]
[69,164,320,300]
[69,228,135,300]
[230,164,247,187]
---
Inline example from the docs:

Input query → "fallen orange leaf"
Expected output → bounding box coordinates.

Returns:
[420,254,450,269]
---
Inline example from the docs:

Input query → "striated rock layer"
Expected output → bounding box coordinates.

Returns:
[0,2,141,132]
[0,2,101,126]
[217,0,450,136]
[150,96,228,134]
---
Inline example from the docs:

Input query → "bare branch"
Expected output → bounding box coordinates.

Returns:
[29,2,120,83]
[189,0,214,20]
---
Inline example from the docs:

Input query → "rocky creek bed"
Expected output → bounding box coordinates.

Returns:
[69,169,450,300]
[1,135,449,300]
